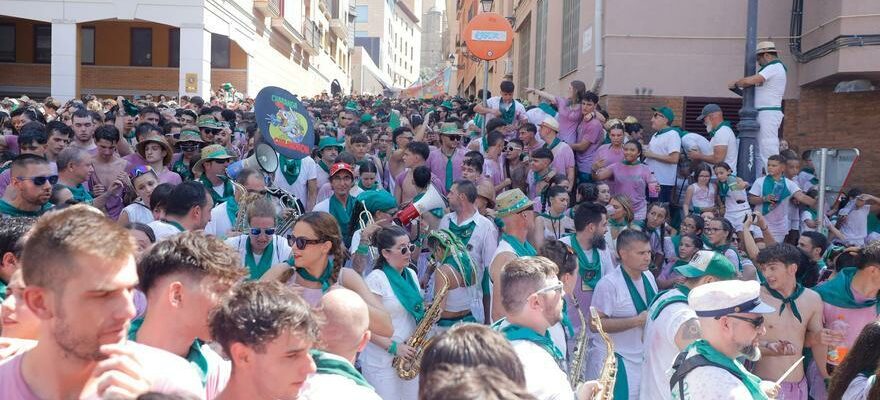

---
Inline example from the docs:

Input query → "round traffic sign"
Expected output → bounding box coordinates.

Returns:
[463,12,514,61]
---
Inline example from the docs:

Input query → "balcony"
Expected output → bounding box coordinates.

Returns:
[302,21,323,56]
[271,15,303,44]
[254,0,284,18]
[329,18,349,42]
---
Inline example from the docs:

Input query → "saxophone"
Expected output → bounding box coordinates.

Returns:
[392,264,449,380]
[568,297,589,388]
[590,306,617,400]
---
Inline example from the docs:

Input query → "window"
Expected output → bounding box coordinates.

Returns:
[533,0,547,88]
[81,27,95,64]
[516,17,531,98]
[355,30,368,37]
[0,24,14,62]
[355,5,368,23]
[211,34,230,68]
[560,0,580,76]
[130,28,152,66]
[34,25,51,64]
[169,28,180,67]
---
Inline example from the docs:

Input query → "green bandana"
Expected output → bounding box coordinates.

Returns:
[502,233,537,257]
[128,318,210,386]
[609,218,628,229]
[621,158,642,166]
[0,199,50,217]
[162,219,186,232]
[759,59,788,72]
[569,234,601,290]
[761,176,791,214]
[389,110,401,130]
[172,158,194,181]
[670,235,682,257]
[357,180,378,191]
[318,160,331,174]
[688,340,768,400]
[224,195,239,227]
[448,219,476,244]
[294,259,334,292]
[329,195,356,246]
[498,101,516,125]
[63,184,94,204]
[544,138,561,151]
[279,155,303,185]
[501,324,564,361]
[708,121,733,137]
[381,263,425,323]
[200,175,235,204]
[718,175,742,200]
[0,279,7,300]
[621,268,657,314]
[245,239,275,280]
[652,126,677,139]
[763,283,805,323]
[650,286,690,320]
[310,350,373,388]
[814,267,880,312]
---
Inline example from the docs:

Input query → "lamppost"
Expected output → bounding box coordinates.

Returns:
[736,0,760,182]
[479,0,493,136]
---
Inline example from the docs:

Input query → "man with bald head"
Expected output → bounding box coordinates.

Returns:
[299,288,381,399]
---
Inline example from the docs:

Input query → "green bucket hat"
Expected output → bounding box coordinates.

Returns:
[651,106,675,125]
[360,114,374,124]
[675,250,737,280]
[345,101,360,111]
[192,144,235,174]
[318,136,343,152]
[495,188,534,218]
[197,115,222,129]
[439,122,463,136]
[440,100,454,110]
[177,129,204,145]
[357,190,398,215]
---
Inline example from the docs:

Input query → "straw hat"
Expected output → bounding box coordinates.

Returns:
[136,134,174,166]
[192,144,235,174]
[495,188,534,218]
[756,41,778,55]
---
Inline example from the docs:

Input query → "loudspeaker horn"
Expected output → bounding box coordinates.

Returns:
[395,185,446,226]
[226,143,279,179]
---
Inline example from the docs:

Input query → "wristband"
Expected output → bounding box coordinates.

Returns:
[356,244,370,255]
[388,341,398,356]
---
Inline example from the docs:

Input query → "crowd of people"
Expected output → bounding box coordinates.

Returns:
[0,42,877,400]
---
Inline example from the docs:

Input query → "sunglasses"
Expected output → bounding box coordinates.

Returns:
[718,314,765,328]
[286,235,325,250]
[532,280,564,297]
[504,145,522,152]
[17,175,59,186]
[179,143,200,151]
[250,228,276,236]
[392,243,416,255]
[203,128,220,134]
[447,136,462,141]
[166,133,181,140]
[131,165,155,179]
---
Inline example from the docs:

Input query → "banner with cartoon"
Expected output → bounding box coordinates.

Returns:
[255,86,314,159]
[398,67,453,99]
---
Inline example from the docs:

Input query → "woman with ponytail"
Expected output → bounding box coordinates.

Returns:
[361,225,423,399]
[261,211,392,336]
[593,140,659,222]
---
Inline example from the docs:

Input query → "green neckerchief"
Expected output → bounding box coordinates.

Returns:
[224,195,239,226]
[329,194,355,246]
[708,120,733,137]
[279,155,303,185]
[318,160,331,174]
[0,163,10,175]
[814,267,880,312]
[381,262,425,323]
[63,183,94,204]
[569,234,602,290]
[532,168,553,186]
[609,217,628,229]
[377,151,387,163]
[670,235,682,257]
[0,279,7,300]
[444,151,454,192]
[389,110,401,130]
[702,235,729,254]
[295,259,334,292]
[544,137,561,151]
[561,300,575,337]
[172,158,194,181]
[413,192,445,219]
[245,239,275,280]
[200,175,234,204]
[501,323,564,361]
[0,199,50,217]
[613,353,629,400]
[688,340,768,400]
[621,158,642,166]
[310,350,373,388]
[649,285,690,320]
[806,208,818,222]
[128,318,210,386]
[764,283,805,323]
[481,135,489,152]
[162,219,186,232]
[501,233,537,257]
[448,218,476,244]
[718,175,740,200]
[621,268,657,314]
[759,59,788,72]
[539,212,564,221]
[761,175,791,214]
[498,100,516,125]
[357,180,378,191]
[444,254,475,287]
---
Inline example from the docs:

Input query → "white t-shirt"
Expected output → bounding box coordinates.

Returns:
[647,130,682,186]
[526,107,553,126]
[709,125,739,172]
[299,353,383,400]
[840,203,871,246]
[670,348,757,400]
[121,201,155,225]
[511,339,574,400]
[147,220,184,241]
[360,268,420,367]
[485,96,527,123]
[273,156,318,209]
[748,176,802,239]
[204,201,234,238]
[842,373,875,400]
[641,289,696,400]
[756,62,787,109]
[224,235,292,270]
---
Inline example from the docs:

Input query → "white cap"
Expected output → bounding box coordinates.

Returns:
[540,116,559,132]
[688,280,775,317]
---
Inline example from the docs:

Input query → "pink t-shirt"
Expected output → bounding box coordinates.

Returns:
[594,144,625,171]
[548,141,576,180]
[822,288,879,362]
[607,162,655,220]
[555,96,584,145]
[0,342,204,399]
[574,118,604,173]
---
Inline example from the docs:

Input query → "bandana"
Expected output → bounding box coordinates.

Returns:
[295,259,334,292]
[814,267,879,312]
[569,234,601,290]
[310,350,373,388]
[200,175,235,204]
[500,324,564,361]
[761,175,791,214]
[763,283,805,323]
[381,263,425,323]
[502,233,537,257]
[621,268,657,314]
[279,155,303,185]
[245,239,275,280]
[687,340,768,400]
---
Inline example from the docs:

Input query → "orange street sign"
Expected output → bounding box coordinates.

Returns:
[463,12,514,61]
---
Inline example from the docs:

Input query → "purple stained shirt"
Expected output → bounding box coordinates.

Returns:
[607,162,655,220]
[426,147,467,195]
[555,96,584,144]
[548,141,576,180]
[594,144,625,171]
[574,117,604,174]
[123,153,147,168]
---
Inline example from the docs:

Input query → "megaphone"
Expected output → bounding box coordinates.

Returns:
[394,185,446,226]
[226,143,279,179]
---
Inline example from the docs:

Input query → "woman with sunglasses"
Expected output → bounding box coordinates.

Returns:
[593,140,659,222]
[118,166,159,226]
[261,211,393,334]
[361,225,422,399]
[349,190,398,275]
[224,197,291,280]
[170,127,204,182]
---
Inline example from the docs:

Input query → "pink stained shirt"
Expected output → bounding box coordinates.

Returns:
[547,140,576,181]
[554,96,584,145]
[426,147,467,195]
[606,162,655,221]
[574,117,605,174]
[594,144,625,172]
[822,288,879,362]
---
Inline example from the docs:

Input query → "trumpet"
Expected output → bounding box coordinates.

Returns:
[357,200,378,260]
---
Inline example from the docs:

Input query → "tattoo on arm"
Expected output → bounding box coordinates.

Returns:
[681,318,702,341]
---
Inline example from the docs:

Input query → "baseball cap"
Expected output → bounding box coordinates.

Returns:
[696,104,722,121]
[651,106,675,124]
[675,250,737,280]
[329,162,354,177]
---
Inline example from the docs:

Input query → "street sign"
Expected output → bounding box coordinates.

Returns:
[463,12,514,61]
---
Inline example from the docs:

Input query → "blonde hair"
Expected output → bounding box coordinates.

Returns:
[611,194,635,224]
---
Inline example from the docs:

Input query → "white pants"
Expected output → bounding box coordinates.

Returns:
[361,356,419,400]
[757,110,784,172]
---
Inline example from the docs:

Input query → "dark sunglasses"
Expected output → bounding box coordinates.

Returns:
[179,143,200,151]
[131,165,155,179]
[250,228,276,236]
[203,128,220,134]
[286,235,325,250]
[447,136,462,141]
[504,145,521,152]
[718,314,765,328]
[166,133,181,140]
[18,175,59,186]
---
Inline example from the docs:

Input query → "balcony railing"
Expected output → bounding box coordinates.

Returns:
[302,21,323,55]
[254,0,284,17]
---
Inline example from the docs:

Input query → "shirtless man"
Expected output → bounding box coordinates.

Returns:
[753,243,823,400]
[394,141,441,206]
[70,108,98,154]
[387,127,414,192]
[91,125,132,219]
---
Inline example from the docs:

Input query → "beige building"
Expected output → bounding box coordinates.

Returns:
[353,0,422,90]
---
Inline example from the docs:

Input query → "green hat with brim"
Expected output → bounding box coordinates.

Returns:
[439,122,463,136]
[651,106,675,125]
[495,188,534,218]
[192,144,235,174]
[345,101,360,111]
[318,136,344,152]
[197,115,223,129]
[675,250,737,280]
[177,129,205,145]
[357,190,398,215]
[440,100,454,110]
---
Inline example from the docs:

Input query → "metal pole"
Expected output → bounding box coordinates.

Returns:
[817,148,828,234]
[736,0,760,183]
[481,60,489,137]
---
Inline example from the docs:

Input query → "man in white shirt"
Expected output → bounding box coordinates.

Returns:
[644,107,682,203]
[748,155,815,243]
[273,153,318,212]
[205,168,267,239]
[688,104,739,172]
[474,80,528,135]
[589,229,659,400]
[439,180,498,323]
[641,250,738,400]
[148,181,213,241]
[730,41,787,170]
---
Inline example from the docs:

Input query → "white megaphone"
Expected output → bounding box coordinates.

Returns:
[226,143,279,179]
[394,185,446,226]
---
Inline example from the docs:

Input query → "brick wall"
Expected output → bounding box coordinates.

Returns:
[602,95,685,128]
[0,63,50,87]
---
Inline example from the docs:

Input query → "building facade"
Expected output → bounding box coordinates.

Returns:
[354,0,422,89]
[0,0,355,101]
[420,3,446,77]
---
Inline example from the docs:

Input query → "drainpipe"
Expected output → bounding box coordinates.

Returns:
[590,0,604,94]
